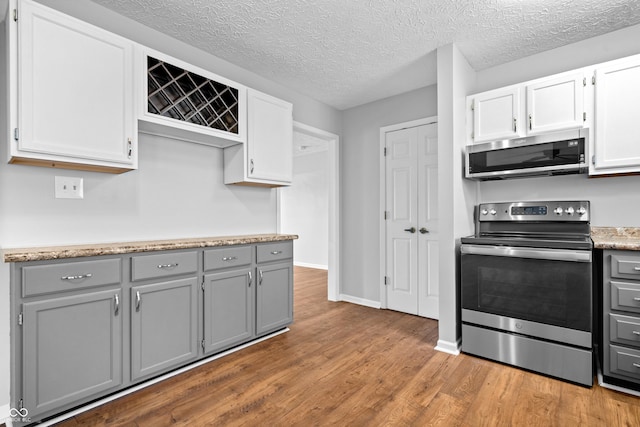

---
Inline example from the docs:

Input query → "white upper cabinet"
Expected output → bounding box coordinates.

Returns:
[591,55,640,175]
[468,72,587,145]
[526,72,585,135]
[471,85,523,143]
[224,89,293,187]
[9,0,137,173]
[137,48,246,147]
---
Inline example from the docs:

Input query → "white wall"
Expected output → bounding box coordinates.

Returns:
[0,0,342,412]
[341,86,438,302]
[280,148,329,269]
[474,23,640,225]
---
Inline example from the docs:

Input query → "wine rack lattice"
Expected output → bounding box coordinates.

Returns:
[147,57,239,134]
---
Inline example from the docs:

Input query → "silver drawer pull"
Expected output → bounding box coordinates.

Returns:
[61,273,92,281]
[259,270,263,285]
[222,256,238,262]
[633,363,640,369]
[634,267,640,271]
[271,251,282,255]
[633,331,640,336]
[634,297,640,302]
[248,271,252,287]
[114,294,120,315]
[157,263,179,269]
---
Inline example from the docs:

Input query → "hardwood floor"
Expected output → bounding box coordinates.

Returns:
[57,266,639,426]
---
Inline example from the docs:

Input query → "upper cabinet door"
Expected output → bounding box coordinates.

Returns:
[472,86,523,143]
[592,56,640,173]
[14,0,136,172]
[246,89,293,183]
[526,72,585,135]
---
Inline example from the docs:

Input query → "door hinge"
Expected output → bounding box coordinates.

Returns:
[592,75,596,85]
[18,312,23,326]
[384,276,389,286]
[384,211,389,220]
[14,128,19,141]
[470,99,475,111]
[19,399,24,411]
[383,147,387,156]
[583,112,587,122]
[13,8,18,22]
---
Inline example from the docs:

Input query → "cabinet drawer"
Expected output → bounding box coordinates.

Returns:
[609,344,640,381]
[23,258,122,297]
[611,253,640,280]
[611,280,640,314]
[204,246,252,271]
[131,251,198,281]
[256,242,293,264]
[610,313,640,348]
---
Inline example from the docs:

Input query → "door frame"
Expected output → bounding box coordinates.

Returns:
[379,116,437,309]
[276,121,341,301]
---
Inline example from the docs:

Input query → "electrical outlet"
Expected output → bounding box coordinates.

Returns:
[55,176,84,199]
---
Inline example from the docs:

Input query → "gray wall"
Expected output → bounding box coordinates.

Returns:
[0,0,341,410]
[340,85,438,302]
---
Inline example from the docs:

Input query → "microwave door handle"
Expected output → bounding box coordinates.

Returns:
[460,245,591,263]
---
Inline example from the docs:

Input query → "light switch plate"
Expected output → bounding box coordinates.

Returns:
[55,176,83,199]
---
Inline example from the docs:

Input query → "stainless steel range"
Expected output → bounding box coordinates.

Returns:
[460,201,593,386]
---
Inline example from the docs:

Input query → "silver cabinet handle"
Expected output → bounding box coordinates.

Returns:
[270,251,282,255]
[632,331,640,336]
[633,363,640,369]
[259,270,263,285]
[248,271,252,287]
[529,113,532,130]
[135,291,141,311]
[634,267,640,271]
[633,297,640,301]
[61,273,92,281]
[513,117,517,133]
[250,159,254,174]
[222,256,238,262]
[114,294,120,315]
[157,263,179,269]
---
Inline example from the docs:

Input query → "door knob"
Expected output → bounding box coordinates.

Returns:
[419,227,429,234]
[404,227,416,233]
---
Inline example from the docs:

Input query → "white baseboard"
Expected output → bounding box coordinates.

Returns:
[293,262,328,270]
[435,338,461,355]
[339,294,381,309]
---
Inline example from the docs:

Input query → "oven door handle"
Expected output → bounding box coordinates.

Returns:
[460,244,591,262]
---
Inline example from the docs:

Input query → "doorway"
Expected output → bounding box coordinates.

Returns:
[277,122,340,301]
[379,117,439,318]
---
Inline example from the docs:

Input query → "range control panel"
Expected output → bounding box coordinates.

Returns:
[478,201,590,222]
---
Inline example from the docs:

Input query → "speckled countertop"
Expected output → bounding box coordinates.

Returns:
[3,234,299,263]
[591,227,640,251]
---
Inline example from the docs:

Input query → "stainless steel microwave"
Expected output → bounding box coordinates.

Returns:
[465,129,588,180]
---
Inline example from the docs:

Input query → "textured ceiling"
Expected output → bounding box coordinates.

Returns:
[89,0,640,110]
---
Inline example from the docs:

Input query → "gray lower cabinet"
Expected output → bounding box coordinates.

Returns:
[256,243,293,336]
[602,249,640,390]
[203,268,254,354]
[131,277,199,381]
[11,240,294,424]
[22,289,123,419]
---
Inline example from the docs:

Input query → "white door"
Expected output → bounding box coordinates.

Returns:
[385,123,438,318]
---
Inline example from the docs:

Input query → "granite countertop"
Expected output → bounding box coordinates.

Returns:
[591,227,640,251]
[3,233,299,263]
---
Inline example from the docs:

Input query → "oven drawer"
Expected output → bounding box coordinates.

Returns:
[610,281,640,314]
[609,344,640,381]
[610,313,640,348]
[611,253,640,281]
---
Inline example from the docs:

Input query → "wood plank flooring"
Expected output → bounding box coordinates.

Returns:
[57,267,640,426]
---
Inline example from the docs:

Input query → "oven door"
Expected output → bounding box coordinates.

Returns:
[460,244,592,346]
